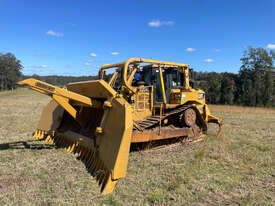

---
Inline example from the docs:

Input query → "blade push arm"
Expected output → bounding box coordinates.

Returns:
[18,78,102,107]
[18,78,102,126]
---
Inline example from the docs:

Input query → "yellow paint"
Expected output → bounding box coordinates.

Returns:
[158,66,167,104]
[18,57,222,196]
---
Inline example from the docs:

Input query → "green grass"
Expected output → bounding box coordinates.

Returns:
[0,88,274,205]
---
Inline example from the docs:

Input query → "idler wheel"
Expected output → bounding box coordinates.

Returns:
[181,108,196,127]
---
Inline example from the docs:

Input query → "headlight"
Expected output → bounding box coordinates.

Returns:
[181,94,186,101]
[198,93,204,100]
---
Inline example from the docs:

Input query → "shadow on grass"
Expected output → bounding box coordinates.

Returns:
[0,140,56,150]
[1,136,200,153]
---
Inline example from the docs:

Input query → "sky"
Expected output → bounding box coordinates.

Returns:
[0,0,274,76]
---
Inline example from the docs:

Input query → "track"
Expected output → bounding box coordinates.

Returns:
[133,105,193,131]
[132,105,206,143]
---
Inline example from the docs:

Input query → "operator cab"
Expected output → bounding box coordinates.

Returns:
[131,65,185,105]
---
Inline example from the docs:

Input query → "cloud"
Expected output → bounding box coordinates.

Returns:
[185,48,196,52]
[87,59,93,62]
[46,30,64,37]
[214,49,221,52]
[84,62,92,66]
[111,52,119,56]
[267,44,275,50]
[204,59,214,63]
[148,20,174,27]
[90,53,97,57]
[29,65,48,69]
[40,65,48,68]
[32,53,48,57]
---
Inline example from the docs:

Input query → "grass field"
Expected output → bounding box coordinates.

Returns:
[0,88,274,206]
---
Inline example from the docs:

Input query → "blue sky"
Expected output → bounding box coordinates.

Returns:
[0,0,274,76]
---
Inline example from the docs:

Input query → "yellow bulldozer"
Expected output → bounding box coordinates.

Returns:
[18,58,222,194]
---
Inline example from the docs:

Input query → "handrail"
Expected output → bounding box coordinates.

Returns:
[99,57,189,94]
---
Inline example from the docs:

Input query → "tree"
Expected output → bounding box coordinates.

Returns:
[263,71,274,106]
[239,47,274,106]
[220,73,236,105]
[205,72,222,104]
[0,52,23,90]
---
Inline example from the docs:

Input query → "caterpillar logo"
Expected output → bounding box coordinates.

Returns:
[35,82,55,91]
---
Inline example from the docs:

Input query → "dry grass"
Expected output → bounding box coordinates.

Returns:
[0,88,274,206]
[209,104,275,114]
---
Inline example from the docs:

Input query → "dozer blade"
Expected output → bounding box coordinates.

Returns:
[33,100,64,140]
[18,78,133,194]
[45,97,133,194]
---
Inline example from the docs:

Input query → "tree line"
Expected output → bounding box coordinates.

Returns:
[1,47,274,107]
[192,47,275,107]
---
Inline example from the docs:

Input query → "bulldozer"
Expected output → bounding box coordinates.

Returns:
[18,58,222,194]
